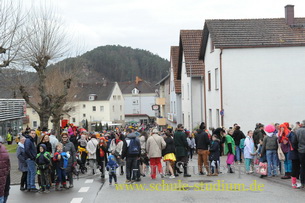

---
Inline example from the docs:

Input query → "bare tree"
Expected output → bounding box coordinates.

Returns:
[19,4,71,130]
[0,0,25,68]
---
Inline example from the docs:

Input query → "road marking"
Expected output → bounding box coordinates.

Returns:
[70,198,83,203]
[85,179,94,184]
[78,187,90,193]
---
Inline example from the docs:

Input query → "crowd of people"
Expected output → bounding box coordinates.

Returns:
[1,120,305,200]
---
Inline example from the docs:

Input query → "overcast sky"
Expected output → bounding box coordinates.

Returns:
[26,0,305,60]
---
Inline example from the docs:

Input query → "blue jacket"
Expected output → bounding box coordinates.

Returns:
[24,135,37,160]
[16,143,27,172]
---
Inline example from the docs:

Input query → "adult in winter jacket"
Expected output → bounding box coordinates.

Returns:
[294,120,305,187]
[0,137,10,202]
[146,129,166,179]
[61,132,76,188]
[139,131,149,177]
[195,122,210,175]
[109,133,124,175]
[16,136,27,191]
[37,134,52,155]
[86,134,99,175]
[96,137,108,179]
[232,125,246,163]
[122,129,141,183]
[162,133,176,178]
[24,130,38,192]
[261,125,278,177]
[253,124,264,149]
[174,124,191,177]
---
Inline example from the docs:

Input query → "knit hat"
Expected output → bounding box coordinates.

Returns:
[265,124,275,137]
[265,125,275,133]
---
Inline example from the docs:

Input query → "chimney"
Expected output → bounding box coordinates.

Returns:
[285,5,294,26]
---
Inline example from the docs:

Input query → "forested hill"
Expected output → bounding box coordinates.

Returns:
[79,45,169,83]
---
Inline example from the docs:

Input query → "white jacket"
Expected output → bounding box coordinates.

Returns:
[86,138,99,159]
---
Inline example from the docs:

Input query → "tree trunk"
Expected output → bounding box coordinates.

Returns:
[39,113,51,130]
[52,117,61,139]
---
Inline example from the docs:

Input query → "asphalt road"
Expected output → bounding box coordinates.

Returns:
[7,155,305,203]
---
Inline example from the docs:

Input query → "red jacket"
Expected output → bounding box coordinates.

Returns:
[0,143,10,196]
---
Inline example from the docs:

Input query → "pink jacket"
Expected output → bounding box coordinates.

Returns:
[0,144,10,196]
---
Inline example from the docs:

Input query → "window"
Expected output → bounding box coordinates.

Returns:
[132,88,139,95]
[71,107,76,112]
[83,104,86,108]
[112,105,115,112]
[215,68,219,90]
[100,106,104,112]
[72,117,76,123]
[188,114,191,130]
[83,114,86,117]
[132,99,138,105]
[120,115,122,120]
[32,109,36,114]
[120,105,122,111]
[33,121,37,128]
[133,109,137,114]
[118,95,121,100]
[93,106,96,111]
[113,95,116,100]
[208,71,211,91]
[216,109,220,127]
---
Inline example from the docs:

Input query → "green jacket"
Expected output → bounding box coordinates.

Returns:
[174,130,188,157]
[224,135,236,155]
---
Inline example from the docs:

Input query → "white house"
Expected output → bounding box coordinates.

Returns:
[168,46,182,128]
[67,82,125,128]
[199,5,305,132]
[119,76,157,124]
[177,30,205,130]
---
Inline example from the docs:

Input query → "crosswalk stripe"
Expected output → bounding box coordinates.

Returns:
[78,187,90,193]
[70,198,83,203]
[85,179,94,183]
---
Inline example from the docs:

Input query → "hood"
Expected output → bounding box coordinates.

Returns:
[39,144,47,152]
[266,132,274,137]
[18,142,25,148]
[127,132,137,139]
[108,155,117,165]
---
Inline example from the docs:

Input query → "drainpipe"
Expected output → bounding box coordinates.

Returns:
[220,49,224,127]
[203,75,207,124]
[200,76,203,122]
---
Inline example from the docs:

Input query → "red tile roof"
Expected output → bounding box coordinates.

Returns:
[180,30,205,77]
[170,46,181,94]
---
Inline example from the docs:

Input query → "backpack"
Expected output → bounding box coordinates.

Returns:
[61,152,69,169]
[239,138,245,149]
[128,138,140,155]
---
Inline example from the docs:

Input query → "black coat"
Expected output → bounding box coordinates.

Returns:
[232,130,245,146]
[162,136,175,156]
[195,129,210,150]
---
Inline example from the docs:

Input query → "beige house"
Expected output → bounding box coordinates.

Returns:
[66,82,125,128]
[24,82,125,130]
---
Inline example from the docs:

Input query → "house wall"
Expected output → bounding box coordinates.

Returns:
[204,34,222,130]
[108,83,125,122]
[181,53,205,130]
[205,32,305,132]
[169,66,182,128]
[181,54,192,130]
[25,107,52,129]
[124,93,157,117]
